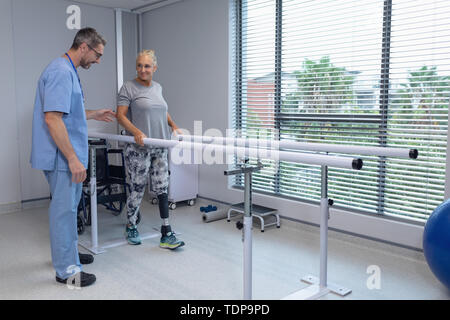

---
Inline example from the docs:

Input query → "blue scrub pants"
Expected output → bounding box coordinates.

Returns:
[44,169,82,279]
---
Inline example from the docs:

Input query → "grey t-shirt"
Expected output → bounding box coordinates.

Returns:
[117,79,171,140]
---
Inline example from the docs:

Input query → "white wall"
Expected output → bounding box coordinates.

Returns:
[0,0,118,210]
[141,0,427,249]
[122,11,139,82]
[0,0,21,213]
[141,0,231,198]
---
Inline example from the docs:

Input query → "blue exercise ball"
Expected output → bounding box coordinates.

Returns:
[423,199,450,289]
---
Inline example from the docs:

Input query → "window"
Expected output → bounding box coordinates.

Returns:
[231,0,450,223]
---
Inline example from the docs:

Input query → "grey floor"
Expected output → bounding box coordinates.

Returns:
[0,197,449,300]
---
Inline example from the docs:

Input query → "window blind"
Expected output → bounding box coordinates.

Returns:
[231,0,450,223]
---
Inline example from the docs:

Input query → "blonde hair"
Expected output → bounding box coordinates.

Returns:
[136,49,157,66]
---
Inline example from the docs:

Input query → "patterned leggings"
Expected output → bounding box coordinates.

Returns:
[124,143,169,226]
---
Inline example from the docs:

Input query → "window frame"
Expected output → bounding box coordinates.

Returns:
[231,0,448,224]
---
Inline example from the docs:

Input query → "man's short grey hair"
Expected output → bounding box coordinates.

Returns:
[71,27,107,50]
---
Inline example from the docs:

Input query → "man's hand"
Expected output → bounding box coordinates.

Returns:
[87,109,116,122]
[68,156,87,183]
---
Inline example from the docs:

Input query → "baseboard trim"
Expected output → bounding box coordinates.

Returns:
[0,197,50,215]
[0,202,21,215]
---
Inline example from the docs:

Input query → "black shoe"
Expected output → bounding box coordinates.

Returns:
[79,253,94,265]
[56,272,96,287]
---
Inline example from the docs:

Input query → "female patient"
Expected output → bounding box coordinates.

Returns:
[116,49,184,250]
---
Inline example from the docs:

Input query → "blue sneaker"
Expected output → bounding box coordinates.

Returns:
[160,232,185,250]
[125,225,141,245]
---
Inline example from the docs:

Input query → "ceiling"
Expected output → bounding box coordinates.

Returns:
[72,0,180,11]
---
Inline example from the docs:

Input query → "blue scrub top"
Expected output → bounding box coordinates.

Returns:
[31,57,88,171]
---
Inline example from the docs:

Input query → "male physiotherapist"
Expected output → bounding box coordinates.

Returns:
[31,27,115,287]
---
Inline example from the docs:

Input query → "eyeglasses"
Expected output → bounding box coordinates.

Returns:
[87,43,102,59]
